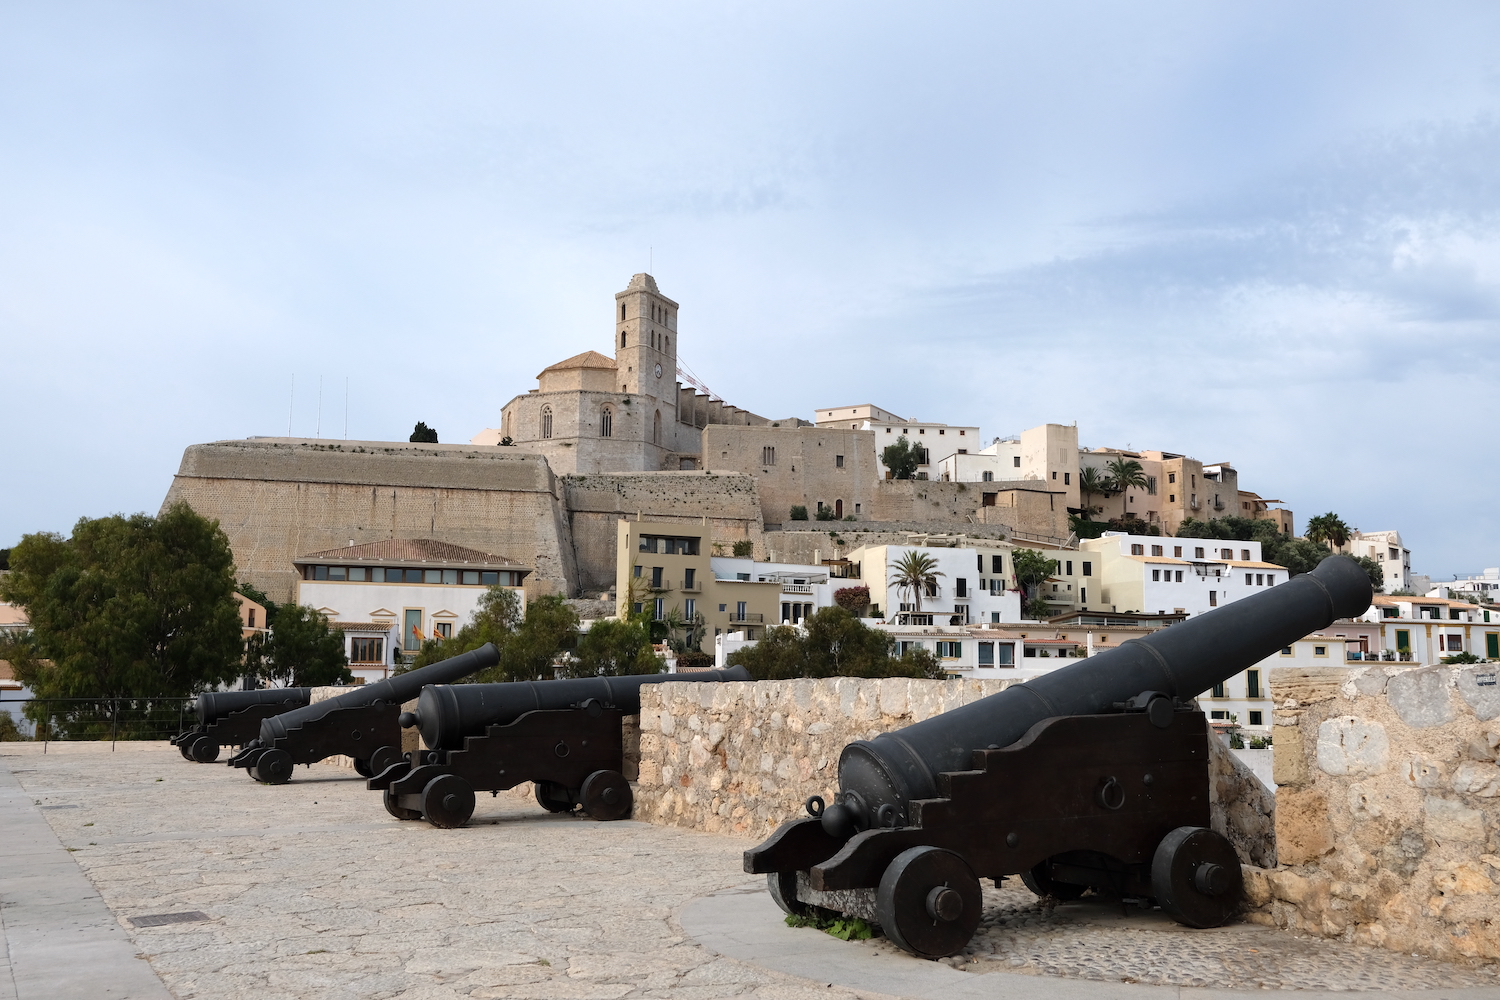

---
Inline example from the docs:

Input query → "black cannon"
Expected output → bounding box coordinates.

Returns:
[172,688,311,762]
[227,644,499,784]
[745,555,1372,958]
[368,665,752,827]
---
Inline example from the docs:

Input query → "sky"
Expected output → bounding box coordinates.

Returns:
[2,2,1498,580]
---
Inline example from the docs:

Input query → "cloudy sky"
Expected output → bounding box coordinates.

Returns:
[3,2,1498,579]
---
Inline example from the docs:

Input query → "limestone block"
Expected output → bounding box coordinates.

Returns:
[1404,756,1445,789]
[1316,717,1390,776]
[1452,762,1500,797]
[1267,869,1313,903]
[659,711,676,737]
[1424,795,1487,842]
[1242,866,1272,906]
[1387,666,1457,729]
[1273,724,1309,786]
[1276,787,1334,864]
[1457,665,1500,720]
[1467,737,1497,763]
[1350,667,1390,698]
[876,677,910,718]
[1433,864,1496,897]
[1272,667,1346,706]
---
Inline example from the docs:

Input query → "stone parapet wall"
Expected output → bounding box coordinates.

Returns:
[631,677,1275,867]
[1248,663,1500,963]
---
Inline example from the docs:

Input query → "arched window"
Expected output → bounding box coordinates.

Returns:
[664,336,669,353]
[600,407,613,438]
[653,410,661,445]
[621,330,627,347]
[540,406,553,439]
[621,303,626,320]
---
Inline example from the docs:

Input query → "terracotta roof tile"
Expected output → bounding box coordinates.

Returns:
[296,538,528,570]
[537,350,617,378]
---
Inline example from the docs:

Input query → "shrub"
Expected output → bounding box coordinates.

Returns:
[732,540,753,558]
[789,505,809,521]
[833,586,871,615]
[814,506,837,521]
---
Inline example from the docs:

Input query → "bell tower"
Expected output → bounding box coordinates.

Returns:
[614,273,678,402]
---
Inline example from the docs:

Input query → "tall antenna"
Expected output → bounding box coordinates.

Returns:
[287,374,294,436]
[316,376,323,438]
[344,377,349,440]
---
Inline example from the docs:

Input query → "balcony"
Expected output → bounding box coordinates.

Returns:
[647,580,671,592]
[678,579,701,593]
[729,612,765,624]
[781,583,813,594]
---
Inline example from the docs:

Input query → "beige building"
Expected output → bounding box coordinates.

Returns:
[616,519,781,646]
[701,424,879,524]
[484,274,768,474]
[813,403,980,480]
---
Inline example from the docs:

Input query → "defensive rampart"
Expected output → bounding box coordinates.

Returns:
[161,438,577,604]
[1242,663,1500,963]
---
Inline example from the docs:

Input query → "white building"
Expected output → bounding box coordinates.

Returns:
[850,543,1027,625]
[813,403,979,480]
[709,556,841,625]
[1078,532,1286,617]
[1429,568,1500,602]
[1344,530,1412,593]
[294,539,530,683]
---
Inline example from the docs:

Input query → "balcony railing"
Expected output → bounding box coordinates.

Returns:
[679,580,701,593]
[781,583,813,594]
[729,613,765,624]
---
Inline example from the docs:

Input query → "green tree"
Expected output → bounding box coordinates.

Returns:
[0,711,26,741]
[1076,466,1111,519]
[492,595,580,682]
[789,505,809,521]
[258,605,353,687]
[404,585,523,672]
[1106,457,1150,496]
[1355,556,1385,593]
[410,421,439,443]
[888,551,944,614]
[1174,515,1331,578]
[726,607,943,680]
[881,436,921,480]
[573,617,661,675]
[0,504,246,738]
[1305,513,1351,551]
[731,540,754,557]
[814,505,837,521]
[1011,548,1060,607]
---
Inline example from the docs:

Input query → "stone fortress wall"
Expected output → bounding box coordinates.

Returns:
[161,438,578,605]
[1244,662,1500,964]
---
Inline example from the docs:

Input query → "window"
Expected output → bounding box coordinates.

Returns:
[1221,548,1233,559]
[1395,629,1410,652]
[1256,574,1264,586]
[1173,546,1182,558]
[982,471,993,482]
[1151,545,1163,557]
[1449,609,1462,620]
[1381,606,1397,618]
[1153,570,1161,582]
[1208,591,1217,607]
[403,610,423,651]
[1080,587,1086,603]
[654,598,665,620]
[1446,635,1463,652]
[1131,544,1145,555]
[1211,683,1225,698]
[1210,710,1228,720]
[1281,647,1292,655]
[1051,471,1057,480]
[956,578,968,597]
[1266,574,1275,585]
[1242,549,1251,561]
[1246,670,1261,698]
[350,637,384,663]
[1065,561,1073,575]
[936,641,962,658]
[420,569,438,584]
[348,567,366,581]
[653,410,662,445]
[1064,472,1071,485]
[718,604,726,612]
[247,609,256,628]
[736,601,747,619]
[991,612,1001,623]
[1168,473,1176,484]
[435,622,453,639]
[762,446,776,466]
[1174,571,1183,582]
[685,598,696,619]
[835,454,844,468]
[1487,633,1499,658]
[1146,476,1157,495]
[977,554,984,571]
[992,554,1004,574]
[1194,547,1205,558]
[1169,495,1176,503]
[1248,711,1263,726]
[1389,547,1399,560]
[541,406,553,439]
[1082,562,1092,577]
[1314,645,1327,656]
[1246,573,1253,585]
[651,566,663,588]
[480,571,500,585]
[978,642,994,666]
[600,407,613,438]
[1013,456,1021,467]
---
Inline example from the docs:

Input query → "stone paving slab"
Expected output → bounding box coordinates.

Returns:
[0,748,174,1000]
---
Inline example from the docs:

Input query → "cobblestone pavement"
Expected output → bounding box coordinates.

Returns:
[7,742,1499,998]
[913,882,1500,991]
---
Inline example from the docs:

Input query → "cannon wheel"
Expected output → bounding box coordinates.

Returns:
[178,739,196,760]
[253,749,294,785]
[580,769,632,821]
[533,781,575,813]
[422,774,475,829]
[876,846,983,959]
[1019,859,1087,901]
[383,788,422,821]
[352,757,373,778]
[369,745,399,777]
[1151,826,1242,929]
[765,870,841,919]
[189,736,221,763]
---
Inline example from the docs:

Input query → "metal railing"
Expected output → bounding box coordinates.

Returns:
[0,696,196,750]
[729,613,765,624]
[678,579,702,593]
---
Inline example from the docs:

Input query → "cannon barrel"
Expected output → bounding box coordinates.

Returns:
[191,688,310,724]
[408,665,752,751]
[255,643,500,747]
[827,555,1372,835]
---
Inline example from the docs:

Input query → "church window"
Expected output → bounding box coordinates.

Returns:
[541,406,553,439]
[621,331,627,347]
[621,303,626,320]
[600,407,613,438]
[664,336,669,353]
[653,410,661,445]
[762,446,775,466]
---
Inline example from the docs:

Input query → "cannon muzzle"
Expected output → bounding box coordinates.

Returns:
[192,688,311,726]
[827,554,1371,837]
[407,665,752,751]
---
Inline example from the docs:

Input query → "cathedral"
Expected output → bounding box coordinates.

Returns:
[476,274,768,474]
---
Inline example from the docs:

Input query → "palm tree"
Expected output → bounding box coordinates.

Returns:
[1076,466,1110,519]
[888,550,945,614]
[1105,457,1150,518]
[1305,513,1351,552]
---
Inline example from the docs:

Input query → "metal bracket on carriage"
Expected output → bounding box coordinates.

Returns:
[1112,690,1177,728]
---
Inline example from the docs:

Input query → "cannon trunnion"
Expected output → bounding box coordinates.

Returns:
[745,556,1374,959]
[227,644,500,783]
[171,688,311,763]
[368,665,751,827]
